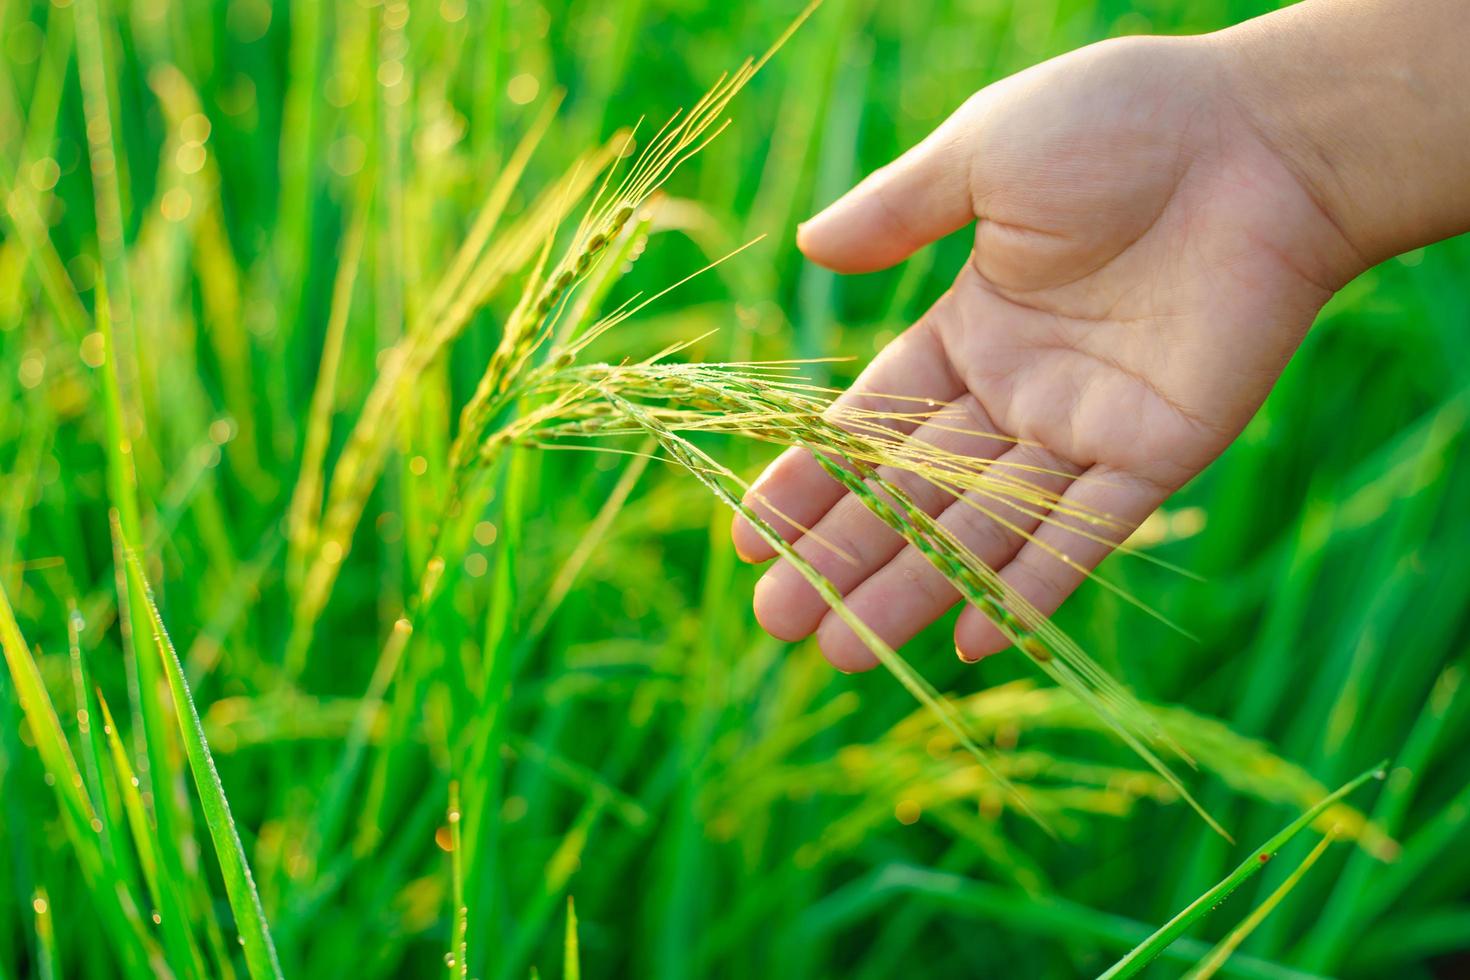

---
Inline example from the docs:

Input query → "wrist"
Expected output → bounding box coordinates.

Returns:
[1211,0,1470,278]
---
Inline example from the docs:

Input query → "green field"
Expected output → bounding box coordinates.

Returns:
[3,0,1469,977]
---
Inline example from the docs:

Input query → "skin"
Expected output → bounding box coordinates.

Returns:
[731,0,1470,671]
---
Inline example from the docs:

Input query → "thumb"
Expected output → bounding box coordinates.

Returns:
[797,102,983,274]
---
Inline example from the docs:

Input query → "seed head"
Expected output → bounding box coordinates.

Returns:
[1017,634,1052,663]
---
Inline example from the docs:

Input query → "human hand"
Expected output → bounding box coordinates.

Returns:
[732,28,1380,670]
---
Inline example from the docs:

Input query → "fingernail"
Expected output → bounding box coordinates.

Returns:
[956,644,977,664]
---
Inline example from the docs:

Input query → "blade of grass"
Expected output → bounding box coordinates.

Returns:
[65,602,121,867]
[449,781,467,979]
[1184,831,1337,980]
[83,0,206,950]
[0,579,170,977]
[95,688,213,977]
[463,445,529,974]
[505,734,649,829]
[107,514,202,979]
[285,200,368,593]
[1295,661,1461,966]
[527,441,652,636]
[32,888,58,980]
[1350,773,1470,927]
[502,802,604,980]
[564,896,579,980]
[94,691,161,919]
[123,550,283,980]
[296,616,413,886]
[1099,762,1386,980]
[802,863,1324,980]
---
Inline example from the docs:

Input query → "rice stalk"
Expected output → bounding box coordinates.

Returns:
[284,202,368,596]
[146,64,265,489]
[78,2,215,950]
[714,677,1392,877]
[286,2,823,674]
[447,781,468,980]
[285,136,621,672]
[411,175,1218,828]
[491,353,1220,833]
[285,0,1208,866]
[361,6,820,582]
[596,387,1044,827]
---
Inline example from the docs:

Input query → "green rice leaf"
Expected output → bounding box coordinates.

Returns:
[564,896,580,980]
[0,580,171,978]
[1099,763,1386,979]
[448,780,468,979]
[123,551,283,980]
[1183,831,1337,980]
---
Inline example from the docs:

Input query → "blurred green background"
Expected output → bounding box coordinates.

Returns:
[3,0,1470,976]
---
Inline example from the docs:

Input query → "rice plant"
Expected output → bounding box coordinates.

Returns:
[2,0,1467,978]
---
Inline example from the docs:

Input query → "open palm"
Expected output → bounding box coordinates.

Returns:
[732,35,1364,670]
